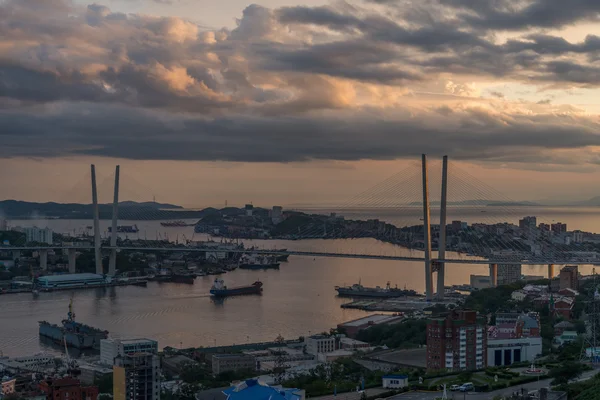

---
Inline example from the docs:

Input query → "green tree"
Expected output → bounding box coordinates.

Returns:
[548,361,586,385]
[95,374,114,394]
[179,362,208,384]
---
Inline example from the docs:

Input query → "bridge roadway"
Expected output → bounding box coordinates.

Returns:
[1,246,594,266]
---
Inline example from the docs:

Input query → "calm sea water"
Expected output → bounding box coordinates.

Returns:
[2,206,600,357]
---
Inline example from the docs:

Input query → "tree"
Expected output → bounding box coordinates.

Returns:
[179,362,208,384]
[176,383,200,400]
[548,361,587,385]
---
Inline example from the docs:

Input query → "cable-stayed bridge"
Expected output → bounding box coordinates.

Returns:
[3,156,594,301]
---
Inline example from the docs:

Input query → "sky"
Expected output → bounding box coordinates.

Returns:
[3,0,600,207]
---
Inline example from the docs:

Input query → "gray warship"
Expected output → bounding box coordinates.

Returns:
[39,298,108,349]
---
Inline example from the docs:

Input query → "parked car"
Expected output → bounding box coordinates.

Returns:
[450,384,460,391]
[459,383,474,392]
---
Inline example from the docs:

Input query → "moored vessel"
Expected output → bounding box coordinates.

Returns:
[38,298,108,349]
[239,255,280,270]
[210,278,263,297]
[335,281,420,298]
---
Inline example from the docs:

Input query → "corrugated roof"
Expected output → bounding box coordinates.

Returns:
[38,273,104,282]
[223,379,301,400]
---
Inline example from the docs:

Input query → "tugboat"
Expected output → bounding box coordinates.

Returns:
[239,255,280,270]
[39,297,108,349]
[210,278,263,297]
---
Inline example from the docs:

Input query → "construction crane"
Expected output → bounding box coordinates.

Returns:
[63,336,81,377]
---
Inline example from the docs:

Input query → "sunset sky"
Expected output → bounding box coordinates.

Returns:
[3,0,600,207]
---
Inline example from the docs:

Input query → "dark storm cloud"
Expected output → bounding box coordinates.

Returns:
[1,103,600,163]
[3,0,600,166]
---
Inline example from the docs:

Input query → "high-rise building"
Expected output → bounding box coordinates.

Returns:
[497,264,522,285]
[560,266,579,290]
[551,222,567,234]
[39,377,98,400]
[518,216,537,230]
[426,310,486,372]
[24,227,53,244]
[271,206,283,224]
[101,338,158,366]
[113,353,160,400]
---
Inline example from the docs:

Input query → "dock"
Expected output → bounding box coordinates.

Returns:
[340,297,462,312]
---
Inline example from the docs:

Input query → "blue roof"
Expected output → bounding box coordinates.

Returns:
[223,380,301,400]
[383,375,408,379]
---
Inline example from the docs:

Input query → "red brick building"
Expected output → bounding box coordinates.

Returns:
[39,377,99,400]
[426,310,486,372]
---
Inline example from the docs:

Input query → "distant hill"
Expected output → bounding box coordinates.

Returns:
[0,200,196,220]
[570,196,600,206]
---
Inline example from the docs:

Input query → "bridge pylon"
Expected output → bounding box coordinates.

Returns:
[422,154,434,301]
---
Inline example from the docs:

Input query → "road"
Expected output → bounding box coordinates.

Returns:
[386,369,599,400]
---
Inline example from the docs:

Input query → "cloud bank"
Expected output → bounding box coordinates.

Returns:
[2,0,600,165]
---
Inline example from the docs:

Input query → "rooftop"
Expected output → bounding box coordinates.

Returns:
[383,375,408,379]
[339,314,403,327]
[120,338,157,345]
[37,273,104,282]
[213,354,253,359]
[223,379,301,400]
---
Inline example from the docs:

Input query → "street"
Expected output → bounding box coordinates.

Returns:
[386,369,599,400]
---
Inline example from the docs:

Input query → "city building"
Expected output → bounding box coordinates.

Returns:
[161,355,195,376]
[470,275,492,289]
[551,222,567,234]
[572,230,584,243]
[538,223,550,232]
[211,354,256,375]
[554,331,578,346]
[78,364,113,386]
[101,338,159,366]
[245,204,254,217]
[35,273,106,290]
[498,264,522,285]
[39,377,99,400]
[0,219,7,231]
[559,266,579,290]
[554,321,575,337]
[339,338,370,351]
[487,313,542,367]
[337,314,404,339]
[222,379,304,400]
[317,349,353,363]
[451,221,467,232]
[305,335,336,356]
[1,377,15,397]
[271,206,283,224]
[511,290,527,302]
[113,353,160,400]
[382,375,408,389]
[519,216,537,230]
[554,297,574,320]
[24,227,53,245]
[426,310,486,371]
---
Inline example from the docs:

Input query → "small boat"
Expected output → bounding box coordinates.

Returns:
[210,278,263,297]
[160,220,189,227]
[108,225,139,233]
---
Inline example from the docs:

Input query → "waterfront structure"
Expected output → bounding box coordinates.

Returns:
[382,375,408,389]
[337,314,404,339]
[305,335,336,356]
[426,310,486,371]
[497,264,522,285]
[100,338,158,366]
[338,338,370,351]
[113,353,160,400]
[36,273,107,290]
[222,379,304,400]
[212,354,256,375]
[39,377,98,400]
[24,227,53,245]
[560,266,579,290]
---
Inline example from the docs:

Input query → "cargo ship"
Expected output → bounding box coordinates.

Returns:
[108,225,139,233]
[239,255,280,270]
[39,298,108,349]
[335,281,420,298]
[210,278,263,297]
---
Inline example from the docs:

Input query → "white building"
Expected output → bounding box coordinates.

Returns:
[305,335,336,356]
[24,227,53,245]
[100,338,158,366]
[487,336,542,366]
[511,290,528,302]
[382,375,408,389]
